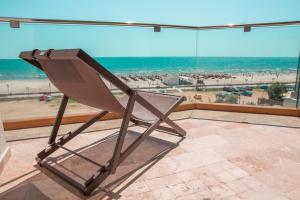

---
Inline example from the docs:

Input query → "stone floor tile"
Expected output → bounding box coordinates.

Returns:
[1,115,300,199]
[121,181,150,196]
[209,183,236,199]
[167,182,193,198]
[239,185,283,200]
[121,191,156,200]
[144,177,165,191]
[227,167,249,179]
[175,170,197,183]
[161,173,182,186]
[180,134,227,152]
[151,186,176,200]
[221,195,243,200]
[286,188,300,200]
[176,193,199,200]
[239,176,263,189]
[225,179,248,194]
[217,171,237,183]
[184,179,207,194]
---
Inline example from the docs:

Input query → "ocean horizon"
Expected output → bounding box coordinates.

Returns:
[0,56,298,80]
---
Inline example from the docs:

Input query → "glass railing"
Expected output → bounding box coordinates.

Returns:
[189,26,300,107]
[0,20,299,121]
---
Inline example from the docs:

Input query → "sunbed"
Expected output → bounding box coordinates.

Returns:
[19,49,186,195]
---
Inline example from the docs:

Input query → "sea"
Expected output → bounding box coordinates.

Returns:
[0,57,298,80]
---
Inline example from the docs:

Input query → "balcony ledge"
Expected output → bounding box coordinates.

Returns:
[2,103,300,131]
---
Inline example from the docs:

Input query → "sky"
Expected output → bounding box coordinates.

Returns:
[0,0,300,58]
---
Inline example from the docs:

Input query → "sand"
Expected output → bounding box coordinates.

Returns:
[0,71,296,121]
[0,89,270,121]
[0,98,98,120]
[0,72,296,95]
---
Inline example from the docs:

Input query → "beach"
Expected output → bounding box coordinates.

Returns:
[0,71,296,95]
[0,86,270,121]
[0,56,297,121]
[0,70,296,121]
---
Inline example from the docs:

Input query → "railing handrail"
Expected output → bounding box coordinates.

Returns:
[1,17,300,30]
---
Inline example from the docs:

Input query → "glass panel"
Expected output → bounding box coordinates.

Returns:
[192,25,300,107]
[1,21,300,123]
[0,22,198,120]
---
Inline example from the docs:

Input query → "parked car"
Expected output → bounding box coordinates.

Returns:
[242,90,253,96]
[223,86,234,92]
[232,91,241,96]
[241,86,253,91]
[223,86,239,92]
[285,84,295,91]
[39,95,47,101]
[46,95,53,102]
[259,84,269,90]
[216,92,231,98]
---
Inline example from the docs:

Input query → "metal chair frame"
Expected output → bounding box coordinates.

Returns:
[20,49,186,195]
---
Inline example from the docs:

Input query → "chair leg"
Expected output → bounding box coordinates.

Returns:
[48,95,69,144]
[109,91,136,174]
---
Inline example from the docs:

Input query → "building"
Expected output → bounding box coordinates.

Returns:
[162,75,180,85]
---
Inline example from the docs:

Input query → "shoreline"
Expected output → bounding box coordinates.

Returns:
[0,68,297,81]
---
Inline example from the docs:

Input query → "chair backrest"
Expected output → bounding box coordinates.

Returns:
[20,49,126,113]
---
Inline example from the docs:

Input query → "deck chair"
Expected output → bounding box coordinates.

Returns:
[19,49,186,195]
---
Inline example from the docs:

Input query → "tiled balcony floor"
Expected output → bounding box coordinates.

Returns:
[0,111,300,199]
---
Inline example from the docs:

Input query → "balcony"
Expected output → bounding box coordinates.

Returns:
[0,17,300,199]
[0,110,300,199]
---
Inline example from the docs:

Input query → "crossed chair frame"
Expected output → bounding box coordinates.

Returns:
[20,49,186,195]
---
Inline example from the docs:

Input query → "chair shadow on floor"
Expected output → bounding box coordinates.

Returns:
[0,130,184,200]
